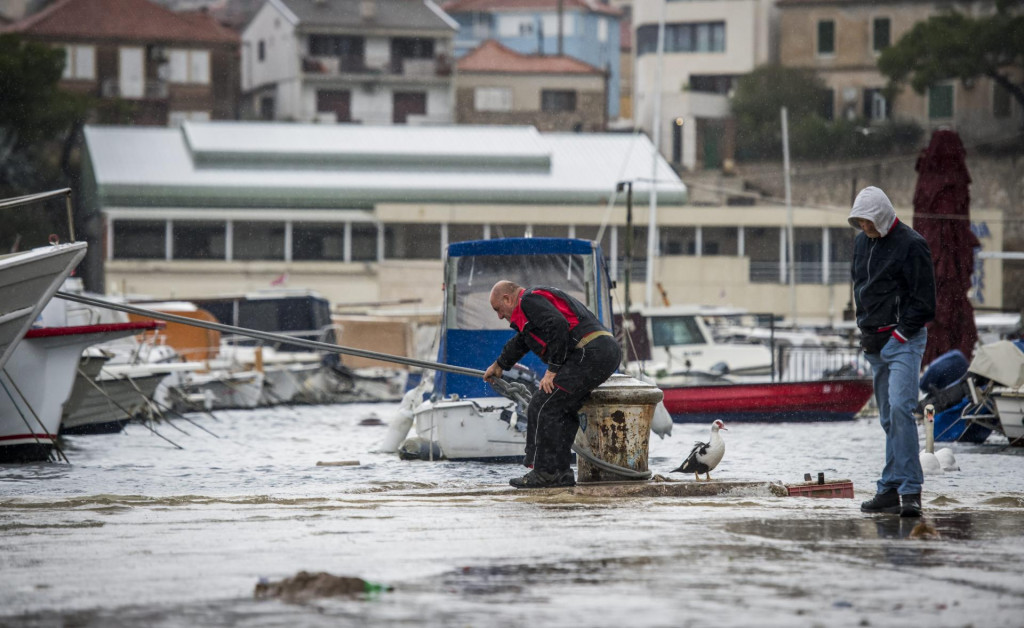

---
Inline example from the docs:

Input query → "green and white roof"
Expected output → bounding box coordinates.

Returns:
[83,122,687,209]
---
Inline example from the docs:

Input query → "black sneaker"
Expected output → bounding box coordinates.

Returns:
[861,489,900,514]
[900,493,922,518]
[509,469,575,489]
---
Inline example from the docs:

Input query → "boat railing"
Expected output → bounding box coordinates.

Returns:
[773,345,867,383]
[0,188,76,243]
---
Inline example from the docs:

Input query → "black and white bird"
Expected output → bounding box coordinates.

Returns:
[672,419,727,481]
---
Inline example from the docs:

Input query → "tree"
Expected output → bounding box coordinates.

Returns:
[0,34,90,251]
[878,1,1024,117]
[731,65,829,160]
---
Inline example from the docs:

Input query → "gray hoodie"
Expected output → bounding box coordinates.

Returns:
[847,186,897,236]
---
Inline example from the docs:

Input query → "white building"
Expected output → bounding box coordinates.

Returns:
[241,0,458,124]
[632,0,776,170]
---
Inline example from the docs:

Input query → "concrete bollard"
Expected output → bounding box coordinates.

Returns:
[575,374,664,483]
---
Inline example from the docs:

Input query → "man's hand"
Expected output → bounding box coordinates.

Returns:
[483,362,503,383]
[539,370,556,394]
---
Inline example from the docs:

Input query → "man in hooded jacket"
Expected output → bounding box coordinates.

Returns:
[849,186,936,517]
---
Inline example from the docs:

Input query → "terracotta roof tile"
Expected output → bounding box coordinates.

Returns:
[442,0,621,17]
[457,39,601,74]
[5,0,239,43]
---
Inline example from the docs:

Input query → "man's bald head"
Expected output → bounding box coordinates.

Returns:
[489,280,523,322]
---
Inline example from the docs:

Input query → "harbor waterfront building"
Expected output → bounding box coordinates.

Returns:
[81,122,1004,322]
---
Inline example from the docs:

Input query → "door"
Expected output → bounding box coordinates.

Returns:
[317,90,351,122]
[392,91,426,124]
[119,46,144,99]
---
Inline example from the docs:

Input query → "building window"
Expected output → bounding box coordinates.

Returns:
[659,226,696,256]
[862,88,888,121]
[499,15,535,37]
[385,224,441,259]
[112,220,165,259]
[818,88,835,121]
[928,83,954,119]
[308,35,364,57]
[542,14,574,37]
[168,111,211,127]
[317,90,351,122]
[872,17,891,53]
[598,18,608,42]
[817,20,835,56]
[173,221,225,259]
[689,75,733,94]
[168,49,210,84]
[447,224,487,244]
[474,87,512,112]
[258,40,265,62]
[541,89,576,112]
[61,44,96,80]
[293,222,346,261]
[260,96,275,120]
[637,22,726,55]
[993,82,1012,118]
[351,223,378,261]
[233,222,285,260]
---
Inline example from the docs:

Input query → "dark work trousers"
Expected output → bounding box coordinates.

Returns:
[524,335,621,472]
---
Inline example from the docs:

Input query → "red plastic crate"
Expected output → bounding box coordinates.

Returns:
[785,480,854,499]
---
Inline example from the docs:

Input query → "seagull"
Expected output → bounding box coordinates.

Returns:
[672,419,727,481]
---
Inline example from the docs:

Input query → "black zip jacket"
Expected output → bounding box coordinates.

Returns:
[496,286,608,373]
[851,220,936,341]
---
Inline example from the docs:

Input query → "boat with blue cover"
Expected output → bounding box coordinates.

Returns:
[402,237,614,461]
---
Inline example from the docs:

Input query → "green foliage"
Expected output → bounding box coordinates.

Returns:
[788,118,923,160]
[731,65,827,160]
[0,34,91,251]
[0,34,86,149]
[732,64,924,161]
[878,5,1024,111]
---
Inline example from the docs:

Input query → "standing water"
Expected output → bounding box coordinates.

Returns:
[2,403,1023,627]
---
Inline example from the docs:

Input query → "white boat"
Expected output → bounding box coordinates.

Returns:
[173,369,266,411]
[621,306,775,378]
[403,237,615,461]
[0,242,88,372]
[1,320,162,462]
[60,350,169,435]
[993,389,1024,446]
[965,339,1024,446]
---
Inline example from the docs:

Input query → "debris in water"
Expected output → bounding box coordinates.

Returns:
[315,460,360,467]
[254,571,391,602]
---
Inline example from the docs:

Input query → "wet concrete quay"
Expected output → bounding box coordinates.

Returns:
[2,403,1023,627]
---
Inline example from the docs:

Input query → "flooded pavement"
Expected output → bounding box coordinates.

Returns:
[2,404,1023,627]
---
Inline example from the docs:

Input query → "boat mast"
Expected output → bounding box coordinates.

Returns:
[645,0,666,308]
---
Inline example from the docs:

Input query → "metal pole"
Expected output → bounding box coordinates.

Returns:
[781,106,796,326]
[645,0,666,309]
[56,291,487,378]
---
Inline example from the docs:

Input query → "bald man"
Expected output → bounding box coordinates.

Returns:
[483,280,620,488]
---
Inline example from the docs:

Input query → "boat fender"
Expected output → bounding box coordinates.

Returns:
[650,401,673,439]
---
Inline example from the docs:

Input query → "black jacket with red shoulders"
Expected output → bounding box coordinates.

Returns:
[495,286,608,373]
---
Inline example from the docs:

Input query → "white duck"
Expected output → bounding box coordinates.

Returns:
[672,419,727,481]
[919,404,944,475]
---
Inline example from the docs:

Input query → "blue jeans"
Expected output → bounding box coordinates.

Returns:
[864,329,927,496]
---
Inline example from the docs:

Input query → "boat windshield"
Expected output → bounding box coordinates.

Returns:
[650,315,707,346]
[450,253,589,330]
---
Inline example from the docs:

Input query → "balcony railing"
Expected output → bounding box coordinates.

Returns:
[616,260,851,285]
[100,79,169,99]
[303,55,451,78]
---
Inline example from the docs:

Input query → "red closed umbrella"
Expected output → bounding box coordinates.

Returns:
[913,130,980,364]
